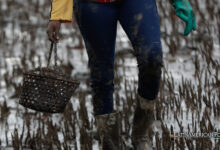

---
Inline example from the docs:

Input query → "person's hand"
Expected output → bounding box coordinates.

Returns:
[171,0,197,36]
[47,20,61,42]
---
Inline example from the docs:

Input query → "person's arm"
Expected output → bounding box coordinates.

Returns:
[47,0,73,42]
[169,0,197,36]
[50,0,73,22]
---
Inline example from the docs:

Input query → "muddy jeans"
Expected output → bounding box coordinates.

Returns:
[74,0,163,115]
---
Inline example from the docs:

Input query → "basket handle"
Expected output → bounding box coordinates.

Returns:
[47,42,57,67]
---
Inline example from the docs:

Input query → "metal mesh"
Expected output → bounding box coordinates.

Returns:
[19,43,79,113]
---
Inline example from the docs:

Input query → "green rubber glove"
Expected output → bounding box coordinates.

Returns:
[170,0,197,36]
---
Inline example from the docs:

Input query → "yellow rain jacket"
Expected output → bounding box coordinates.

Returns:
[50,0,73,22]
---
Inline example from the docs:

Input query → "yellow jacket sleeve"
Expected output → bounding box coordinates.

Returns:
[50,0,73,22]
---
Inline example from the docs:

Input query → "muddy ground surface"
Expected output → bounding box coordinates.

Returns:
[0,0,220,149]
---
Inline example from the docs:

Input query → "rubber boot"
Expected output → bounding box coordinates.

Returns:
[95,112,120,150]
[132,95,156,150]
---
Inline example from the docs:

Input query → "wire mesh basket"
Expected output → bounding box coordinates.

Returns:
[19,42,79,113]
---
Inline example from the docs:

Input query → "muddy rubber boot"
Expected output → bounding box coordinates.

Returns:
[95,112,120,150]
[132,95,156,150]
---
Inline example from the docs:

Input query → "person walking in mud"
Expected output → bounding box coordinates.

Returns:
[47,0,196,149]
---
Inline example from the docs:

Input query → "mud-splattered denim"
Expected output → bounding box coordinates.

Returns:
[74,0,163,115]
